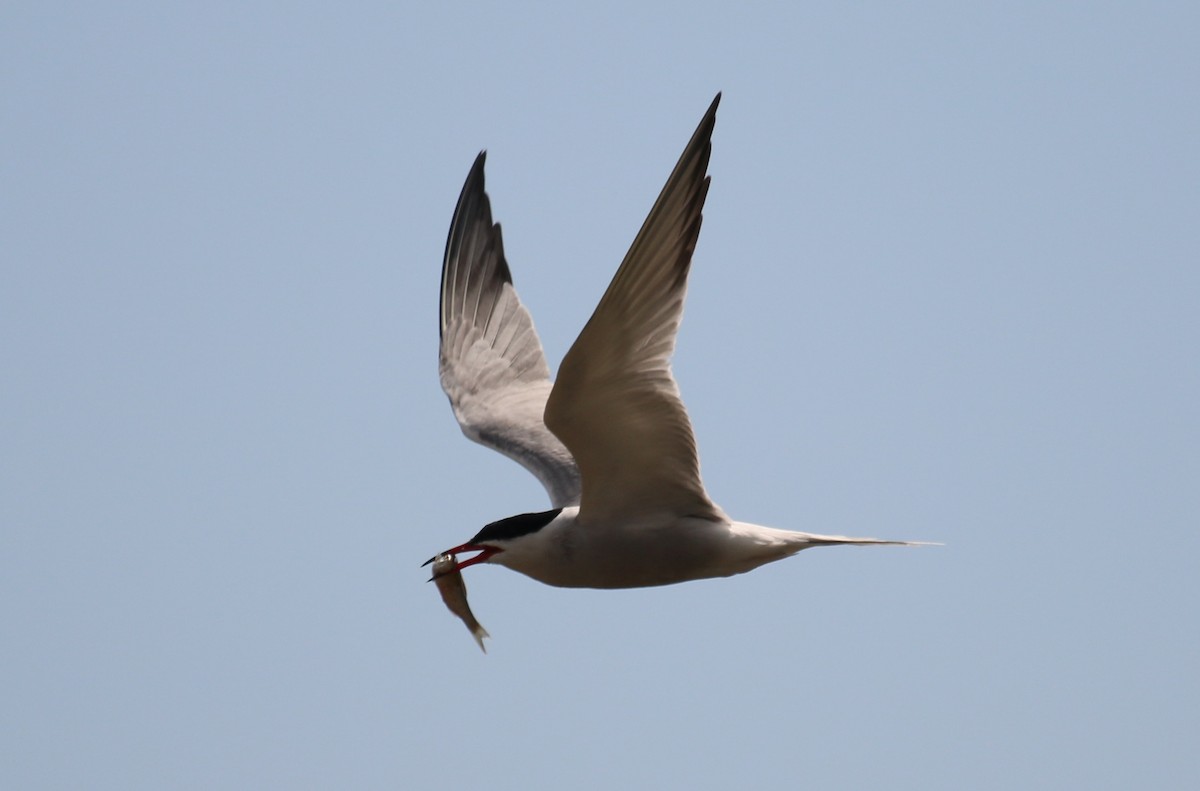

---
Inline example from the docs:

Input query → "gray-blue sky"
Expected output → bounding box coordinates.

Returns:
[3,2,1198,788]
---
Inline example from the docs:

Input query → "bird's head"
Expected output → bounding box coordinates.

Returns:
[423,507,564,575]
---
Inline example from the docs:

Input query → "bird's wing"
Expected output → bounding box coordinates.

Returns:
[544,94,724,525]
[439,152,581,508]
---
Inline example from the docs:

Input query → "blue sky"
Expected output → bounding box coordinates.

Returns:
[4,2,1198,788]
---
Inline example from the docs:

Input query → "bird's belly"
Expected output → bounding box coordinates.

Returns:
[527,521,744,589]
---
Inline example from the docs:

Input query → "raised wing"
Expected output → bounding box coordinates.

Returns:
[544,94,724,525]
[439,152,580,508]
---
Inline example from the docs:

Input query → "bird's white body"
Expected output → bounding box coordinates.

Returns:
[490,507,914,589]
[427,94,928,624]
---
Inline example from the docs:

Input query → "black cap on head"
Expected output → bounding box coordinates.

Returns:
[470,508,562,544]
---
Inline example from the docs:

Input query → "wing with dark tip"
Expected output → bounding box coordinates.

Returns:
[544,94,725,525]
[439,153,581,508]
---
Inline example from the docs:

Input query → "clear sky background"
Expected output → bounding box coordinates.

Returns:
[4,2,1198,789]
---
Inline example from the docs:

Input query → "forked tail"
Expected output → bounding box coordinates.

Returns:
[796,531,941,548]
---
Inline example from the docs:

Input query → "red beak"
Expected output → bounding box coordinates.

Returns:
[422,543,502,576]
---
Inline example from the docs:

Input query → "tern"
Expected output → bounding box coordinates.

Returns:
[426,94,926,590]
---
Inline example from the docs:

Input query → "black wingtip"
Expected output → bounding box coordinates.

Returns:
[700,93,720,135]
[673,94,720,166]
[696,93,720,128]
[463,150,488,195]
[440,149,502,341]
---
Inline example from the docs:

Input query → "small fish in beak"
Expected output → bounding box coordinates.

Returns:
[428,553,490,653]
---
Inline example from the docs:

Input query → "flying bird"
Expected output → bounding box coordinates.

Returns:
[427,94,926,594]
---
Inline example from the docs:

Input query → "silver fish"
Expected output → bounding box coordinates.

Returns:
[430,553,489,652]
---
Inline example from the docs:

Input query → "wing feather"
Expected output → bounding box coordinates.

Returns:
[439,153,581,507]
[544,95,724,524]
